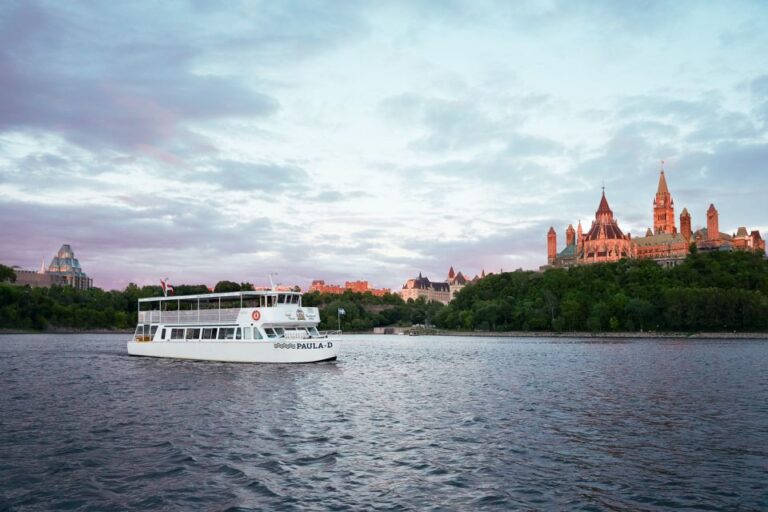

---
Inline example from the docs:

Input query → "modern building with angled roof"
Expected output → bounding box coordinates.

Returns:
[47,244,93,289]
[8,244,93,289]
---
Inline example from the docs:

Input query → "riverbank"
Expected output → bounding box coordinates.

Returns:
[371,327,768,339]
[2,328,766,339]
[0,328,133,335]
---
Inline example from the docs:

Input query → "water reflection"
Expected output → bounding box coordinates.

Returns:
[1,334,767,510]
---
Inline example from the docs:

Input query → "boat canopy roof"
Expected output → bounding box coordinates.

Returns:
[138,290,301,304]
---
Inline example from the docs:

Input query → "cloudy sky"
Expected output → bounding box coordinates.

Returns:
[1,1,767,291]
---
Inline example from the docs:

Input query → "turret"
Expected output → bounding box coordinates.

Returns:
[680,208,692,241]
[566,224,575,247]
[707,204,719,241]
[448,266,455,280]
[577,221,583,251]
[547,227,557,263]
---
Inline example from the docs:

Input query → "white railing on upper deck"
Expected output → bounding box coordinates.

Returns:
[138,308,240,324]
[319,330,342,338]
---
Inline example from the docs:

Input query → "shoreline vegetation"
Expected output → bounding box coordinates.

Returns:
[1,250,767,335]
[1,329,767,339]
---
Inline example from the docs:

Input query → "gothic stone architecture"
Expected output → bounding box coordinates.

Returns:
[400,273,451,304]
[546,167,764,269]
[401,267,490,304]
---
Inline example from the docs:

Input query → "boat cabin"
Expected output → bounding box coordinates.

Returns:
[133,291,325,342]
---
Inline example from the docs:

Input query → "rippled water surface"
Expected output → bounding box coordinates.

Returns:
[2,334,768,511]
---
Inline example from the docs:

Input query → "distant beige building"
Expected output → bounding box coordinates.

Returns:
[11,268,68,288]
[400,273,451,304]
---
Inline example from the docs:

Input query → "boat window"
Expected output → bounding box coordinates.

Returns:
[293,295,299,304]
[160,328,166,340]
[186,328,201,340]
[218,327,236,340]
[253,328,263,340]
[264,328,276,338]
[266,296,276,307]
[235,328,242,340]
[273,327,284,337]
[171,328,184,340]
[309,327,319,337]
[150,326,158,337]
[243,327,251,340]
[202,328,217,340]
[134,324,143,336]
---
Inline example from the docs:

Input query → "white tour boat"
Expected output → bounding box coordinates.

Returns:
[126,290,340,363]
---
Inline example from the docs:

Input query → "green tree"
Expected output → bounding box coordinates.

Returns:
[0,264,16,283]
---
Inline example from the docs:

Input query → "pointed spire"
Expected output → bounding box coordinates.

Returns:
[657,168,670,195]
[596,189,613,217]
[448,266,455,279]
[681,207,689,217]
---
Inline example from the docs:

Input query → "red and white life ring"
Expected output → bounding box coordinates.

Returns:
[251,310,261,321]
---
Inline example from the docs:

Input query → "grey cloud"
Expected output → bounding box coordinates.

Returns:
[0,1,367,156]
[751,74,768,127]
[0,198,273,258]
[197,160,310,193]
[308,190,345,202]
[381,92,562,156]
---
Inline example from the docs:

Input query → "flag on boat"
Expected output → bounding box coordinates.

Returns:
[338,307,346,316]
[161,278,174,297]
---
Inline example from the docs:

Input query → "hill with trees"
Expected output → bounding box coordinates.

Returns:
[0,270,438,332]
[2,251,767,333]
[434,250,768,332]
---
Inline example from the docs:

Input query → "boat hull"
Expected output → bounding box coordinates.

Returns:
[126,339,339,363]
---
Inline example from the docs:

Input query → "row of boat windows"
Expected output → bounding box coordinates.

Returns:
[141,294,301,312]
[157,326,319,340]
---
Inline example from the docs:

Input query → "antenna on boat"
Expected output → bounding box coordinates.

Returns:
[268,272,278,291]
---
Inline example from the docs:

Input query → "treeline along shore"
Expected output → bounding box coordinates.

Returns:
[1,250,767,334]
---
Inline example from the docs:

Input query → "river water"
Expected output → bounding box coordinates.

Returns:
[1,334,767,511]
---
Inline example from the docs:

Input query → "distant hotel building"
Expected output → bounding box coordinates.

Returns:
[10,244,93,289]
[545,166,765,269]
[309,279,391,297]
[400,273,451,304]
[400,267,490,304]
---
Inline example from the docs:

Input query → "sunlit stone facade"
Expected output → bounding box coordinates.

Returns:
[545,167,765,269]
[309,279,390,296]
[400,273,451,304]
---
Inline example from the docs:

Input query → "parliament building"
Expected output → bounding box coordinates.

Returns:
[545,168,765,269]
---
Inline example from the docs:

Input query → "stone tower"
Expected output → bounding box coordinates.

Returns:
[707,204,719,241]
[565,224,575,247]
[653,167,676,234]
[577,221,583,251]
[680,208,692,241]
[547,227,557,263]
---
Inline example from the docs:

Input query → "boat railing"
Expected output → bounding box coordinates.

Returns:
[138,308,240,324]
[318,330,342,338]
